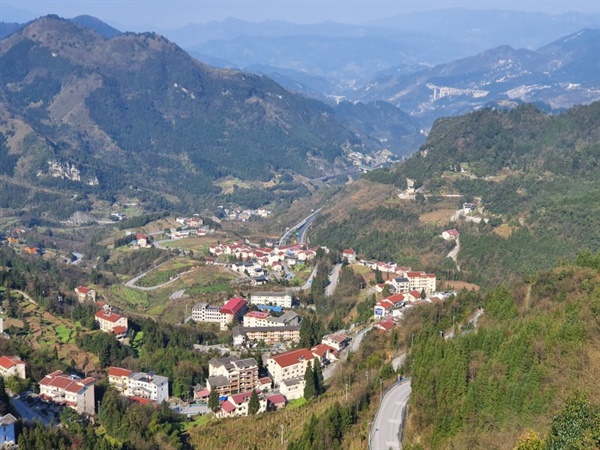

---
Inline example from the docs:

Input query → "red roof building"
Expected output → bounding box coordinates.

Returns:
[0,356,26,379]
[220,297,248,316]
[38,371,95,415]
[95,309,128,335]
[266,349,316,384]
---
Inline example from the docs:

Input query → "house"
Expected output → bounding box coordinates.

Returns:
[267,393,287,411]
[250,292,293,308]
[266,349,316,385]
[193,386,210,402]
[252,276,269,286]
[342,248,357,263]
[75,286,97,303]
[374,319,396,332]
[322,334,351,351]
[311,344,337,364]
[95,308,128,336]
[39,370,95,415]
[279,377,305,400]
[206,356,259,396]
[136,233,149,248]
[0,414,17,447]
[406,290,422,302]
[258,377,272,392]
[463,203,476,213]
[192,297,248,331]
[441,229,460,240]
[216,391,267,418]
[107,367,169,404]
[0,356,26,379]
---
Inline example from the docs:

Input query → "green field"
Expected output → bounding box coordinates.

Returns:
[55,324,73,343]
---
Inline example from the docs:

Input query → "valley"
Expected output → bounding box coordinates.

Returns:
[0,8,598,450]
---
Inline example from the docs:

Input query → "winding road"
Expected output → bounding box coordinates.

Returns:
[370,380,412,450]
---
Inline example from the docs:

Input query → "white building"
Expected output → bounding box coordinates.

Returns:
[279,377,305,400]
[94,308,128,337]
[250,292,292,308]
[266,349,316,385]
[192,297,248,331]
[39,370,95,415]
[107,367,169,404]
[0,356,26,379]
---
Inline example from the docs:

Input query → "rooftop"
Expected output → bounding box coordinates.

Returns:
[270,348,314,368]
[220,297,247,315]
[0,355,25,370]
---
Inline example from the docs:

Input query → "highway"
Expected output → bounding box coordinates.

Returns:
[279,208,321,246]
[370,380,412,450]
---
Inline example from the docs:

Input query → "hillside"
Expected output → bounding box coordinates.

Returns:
[308,102,600,287]
[0,15,393,217]
[404,260,600,449]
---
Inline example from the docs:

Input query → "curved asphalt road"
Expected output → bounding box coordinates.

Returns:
[370,380,412,450]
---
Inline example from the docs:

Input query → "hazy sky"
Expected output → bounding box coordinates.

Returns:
[2,0,599,29]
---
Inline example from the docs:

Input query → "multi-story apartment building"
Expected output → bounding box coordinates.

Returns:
[266,349,316,385]
[107,367,169,404]
[233,325,301,346]
[249,292,293,308]
[39,370,95,415]
[192,297,248,330]
[206,356,259,396]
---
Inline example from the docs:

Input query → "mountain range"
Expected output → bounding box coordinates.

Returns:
[0,16,418,218]
[356,28,600,123]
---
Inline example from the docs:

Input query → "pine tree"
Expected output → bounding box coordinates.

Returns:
[248,390,260,415]
[303,361,316,400]
[208,389,220,412]
[314,358,324,395]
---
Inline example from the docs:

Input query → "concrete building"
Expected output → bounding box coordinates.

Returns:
[94,308,128,337]
[322,333,351,352]
[39,370,95,415]
[74,286,96,303]
[0,356,26,379]
[249,292,293,308]
[206,356,259,396]
[192,297,248,330]
[266,349,316,385]
[107,367,169,404]
[233,325,301,346]
[279,377,305,400]
[242,310,301,328]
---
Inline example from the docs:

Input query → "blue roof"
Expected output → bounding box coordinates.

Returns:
[256,304,283,313]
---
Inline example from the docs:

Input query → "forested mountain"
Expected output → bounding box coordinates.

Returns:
[0,15,401,216]
[309,101,600,286]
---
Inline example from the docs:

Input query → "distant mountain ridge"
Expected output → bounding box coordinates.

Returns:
[0,15,414,217]
[356,28,600,123]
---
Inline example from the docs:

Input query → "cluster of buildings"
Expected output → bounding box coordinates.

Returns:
[209,241,317,273]
[168,215,210,239]
[362,262,437,295]
[192,294,303,347]
[219,207,272,222]
[194,333,350,418]
[74,287,130,339]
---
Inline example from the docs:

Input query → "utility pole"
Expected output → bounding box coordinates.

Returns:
[379,378,383,402]
[345,383,349,403]
[280,424,284,447]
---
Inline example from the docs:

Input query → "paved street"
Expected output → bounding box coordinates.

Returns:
[325,263,342,297]
[370,380,411,450]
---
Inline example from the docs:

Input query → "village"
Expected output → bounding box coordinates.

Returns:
[0,200,473,443]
